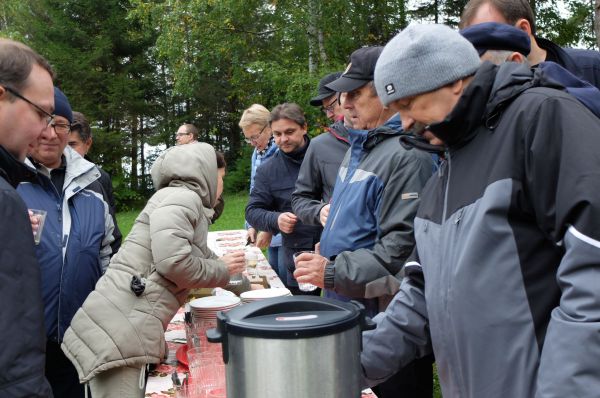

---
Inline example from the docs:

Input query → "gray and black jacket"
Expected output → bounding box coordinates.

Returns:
[361,62,600,397]
[291,121,350,226]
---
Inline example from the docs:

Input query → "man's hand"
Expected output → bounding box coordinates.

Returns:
[247,227,257,244]
[293,252,328,288]
[319,204,330,227]
[277,212,298,234]
[256,231,272,249]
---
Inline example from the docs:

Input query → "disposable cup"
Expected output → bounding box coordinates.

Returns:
[29,209,47,245]
[292,251,318,292]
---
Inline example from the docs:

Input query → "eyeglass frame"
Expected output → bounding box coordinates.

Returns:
[2,85,55,125]
[175,132,192,137]
[321,95,339,114]
[243,123,268,144]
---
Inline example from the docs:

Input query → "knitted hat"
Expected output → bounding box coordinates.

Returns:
[53,87,73,123]
[310,72,342,106]
[374,23,480,106]
[460,22,531,56]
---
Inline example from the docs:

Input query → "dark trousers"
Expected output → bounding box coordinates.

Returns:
[373,354,434,398]
[46,340,85,398]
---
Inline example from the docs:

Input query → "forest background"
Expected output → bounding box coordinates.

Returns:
[2,0,599,210]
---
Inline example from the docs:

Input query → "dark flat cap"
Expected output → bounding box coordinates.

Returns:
[460,22,531,57]
[326,46,383,93]
[310,72,342,106]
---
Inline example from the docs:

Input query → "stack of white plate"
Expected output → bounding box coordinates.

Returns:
[189,295,241,323]
[239,288,292,304]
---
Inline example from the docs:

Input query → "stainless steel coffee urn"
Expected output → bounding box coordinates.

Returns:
[207,296,375,398]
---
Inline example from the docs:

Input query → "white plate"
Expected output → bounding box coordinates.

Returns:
[189,295,241,310]
[240,288,292,300]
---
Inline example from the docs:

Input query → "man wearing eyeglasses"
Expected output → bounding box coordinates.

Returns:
[292,71,350,227]
[175,123,198,145]
[17,87,115,398]
[0,38,54,398]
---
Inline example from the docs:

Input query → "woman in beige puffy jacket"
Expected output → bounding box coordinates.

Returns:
[61,142,246,397]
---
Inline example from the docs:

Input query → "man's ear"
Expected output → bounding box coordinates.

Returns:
[515,18,532,36]
[507,52,526,63]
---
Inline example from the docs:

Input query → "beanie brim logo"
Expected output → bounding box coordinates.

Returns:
[385,83,395,95]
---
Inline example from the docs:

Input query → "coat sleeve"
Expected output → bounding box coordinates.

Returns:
[245,164,281,234]
[149,191,230,289]
[329,149,433,298]
[361,256,432,387]
[524,95,600,397]
[291,143,327,226]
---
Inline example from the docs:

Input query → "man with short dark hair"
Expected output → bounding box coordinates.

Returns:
[18,87,115,398]
[460,0,600,89]
[175,123,198,145]
[362,23,600,397]
[0,38,54,398]
[68,111,122,254]
[293,46,435,398]
[246,103,322,295]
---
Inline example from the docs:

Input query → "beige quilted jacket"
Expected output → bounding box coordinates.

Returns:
[61,142,230,382]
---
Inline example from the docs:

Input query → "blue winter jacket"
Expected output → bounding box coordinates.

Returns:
[17,147,114,343]
[319,115,434,314]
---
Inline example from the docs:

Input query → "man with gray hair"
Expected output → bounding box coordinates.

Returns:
[361,23,600,397]
[0,38,54,397]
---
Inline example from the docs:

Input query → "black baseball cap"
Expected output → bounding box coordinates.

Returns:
[310,72,342,106]
[460,22,531,56]
[326,46,383,93]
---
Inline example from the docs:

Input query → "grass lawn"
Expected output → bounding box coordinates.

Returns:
[116,192,442,397]
[116,192,249,237]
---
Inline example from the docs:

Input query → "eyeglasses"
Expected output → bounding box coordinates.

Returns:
[321,96,338,114]
[49,120,71,135]
[244,123,268,144]
[3,86,55,125]
[176,132,191,137]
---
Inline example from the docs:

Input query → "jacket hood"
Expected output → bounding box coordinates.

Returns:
[427,62,562,149]
[151,142,217,208]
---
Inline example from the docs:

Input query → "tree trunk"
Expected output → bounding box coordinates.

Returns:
[307,0,319,73]
[139,117,146,192]
[130,117,139,191]
[595,0,600,49]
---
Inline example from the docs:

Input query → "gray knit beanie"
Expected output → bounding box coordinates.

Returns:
[374,23,481,106]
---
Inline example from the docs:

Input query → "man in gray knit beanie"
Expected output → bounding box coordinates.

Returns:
[374,23,480,145]
[362,22,600,398]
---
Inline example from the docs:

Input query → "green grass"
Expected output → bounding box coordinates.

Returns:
[116,192,249,237]
[210,192,248,232]
[116,192,442,397]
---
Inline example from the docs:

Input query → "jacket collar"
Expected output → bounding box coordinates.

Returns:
[280,135,309,164]
[348,113,405,150]
[536,36,583,77]
[0,145,37,188]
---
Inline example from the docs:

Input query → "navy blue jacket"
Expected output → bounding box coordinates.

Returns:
[0,146,52,397]
[537,36,600,90]
[17,148,114,343]
[537,61,600,118]
[245,137,322,284]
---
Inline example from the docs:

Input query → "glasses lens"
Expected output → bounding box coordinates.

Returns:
[51,122,71,134]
